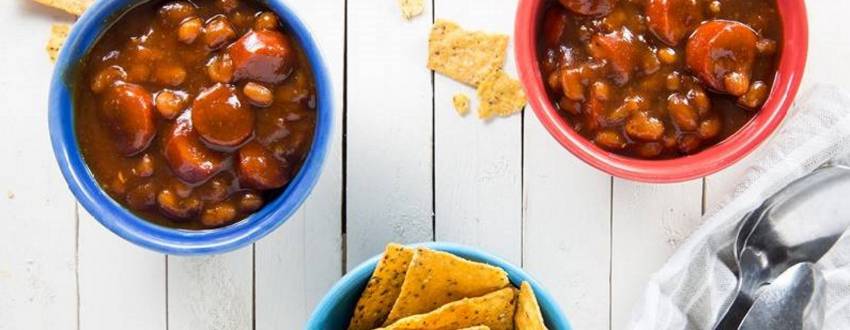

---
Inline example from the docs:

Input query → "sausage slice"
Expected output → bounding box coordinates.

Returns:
[236,141,290,190]
[686,20,759,96]
[543,6,569,49]
[227,30,295,84]
[558,0,614,16]
[192,83,255,148]
[99,83,156,156]
[589,28,644,84]
[646,0,704,46]
[164,113,229,184]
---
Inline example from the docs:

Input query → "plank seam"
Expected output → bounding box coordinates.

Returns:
[341,0,349,273]
[75,203,80,330]
[430,0,437,242]
[608,177,613,330]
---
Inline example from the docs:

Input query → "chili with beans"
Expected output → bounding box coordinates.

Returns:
[540,0,781,159]
[75,0,316,229]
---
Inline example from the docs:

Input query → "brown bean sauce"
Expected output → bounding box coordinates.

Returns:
[539,0,781,159]
[75,0,316,229]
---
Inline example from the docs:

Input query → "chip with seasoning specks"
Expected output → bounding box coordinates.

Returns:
[383,247,510,325]
[33,0,94,16]
[427,20,509,87]
[46,23,70,63]
[453,93,470,116]
[515,282,548,330]
[348,243,415,330]
[477,70,527,120]
[380,287,517,330]
[460,326,491,330]
[397,0,424,20]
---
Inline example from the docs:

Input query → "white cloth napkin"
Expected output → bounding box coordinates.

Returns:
[628,85,850,330]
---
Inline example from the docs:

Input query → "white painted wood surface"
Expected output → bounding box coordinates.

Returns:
[433,0,523,266]
[2,0,849,330]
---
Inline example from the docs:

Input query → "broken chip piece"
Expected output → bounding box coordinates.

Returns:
[515,282,548,330]
[348,243,415,330]
[33,0,94,16]
[380,287,517,330]
[427,19,509,87]
[453,93,470,116]
[46,23,70,63]
[383,247,511,325]
[397,0,424,20]
[477,70,527,120]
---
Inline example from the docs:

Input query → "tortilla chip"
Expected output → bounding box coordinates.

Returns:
[384,248,510,325]
[33,0,94,16]
[397,0,424,19]
[348,243,416,330]
[460,327,491,330]
[47,23,71,63]
[477,70,527,120]
[515,282,548,330]
[381,287,517,330]
[427,20,509,86]
[453,93,470,116]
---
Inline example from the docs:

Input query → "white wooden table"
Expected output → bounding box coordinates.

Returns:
[1,1,849,329]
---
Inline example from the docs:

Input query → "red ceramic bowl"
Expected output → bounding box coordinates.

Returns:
[515,0,809,183]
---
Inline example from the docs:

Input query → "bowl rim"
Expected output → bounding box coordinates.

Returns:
[515,0,809,183]
[47,0,334,255]
[306,242,573,330]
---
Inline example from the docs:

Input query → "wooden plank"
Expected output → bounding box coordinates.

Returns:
[610,180,703,329]
[167,248,253,330]
[345,0,434,268]
[0,3,78,329]
[522,116,612,330]
[77,210,166,330]
[254,0,345,328]
[432,0,522,264]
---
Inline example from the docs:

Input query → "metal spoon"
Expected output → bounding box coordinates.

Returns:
[715,165,850,329]
[739,262,825,330]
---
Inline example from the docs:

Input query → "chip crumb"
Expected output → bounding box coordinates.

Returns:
[46,23,71,63]
[477,70,527,120]
[427,19,509,87]
[453,93,470,116]
[397,0,424,19]
[33,0,94,16]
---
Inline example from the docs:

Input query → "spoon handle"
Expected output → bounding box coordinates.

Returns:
[714,293,754,330]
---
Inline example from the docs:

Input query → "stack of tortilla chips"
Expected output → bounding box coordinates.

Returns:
[348,243,548,330]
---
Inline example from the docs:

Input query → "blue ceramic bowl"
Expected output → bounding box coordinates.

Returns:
[48,0,333,255]
[307,242,572,330]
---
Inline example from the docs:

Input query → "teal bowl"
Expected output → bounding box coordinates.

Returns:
[307,242,572,329]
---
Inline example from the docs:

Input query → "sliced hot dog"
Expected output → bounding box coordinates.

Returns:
[192,83,255,148]
[686,20,759,96]
[164,113,229,184]
[227,30,295,84]
[589,28,644,84]
[646,0,704,46]
[543,6,569,49]
[558,0,614,17]
[236,141,290,190]
[99,83,156,156]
